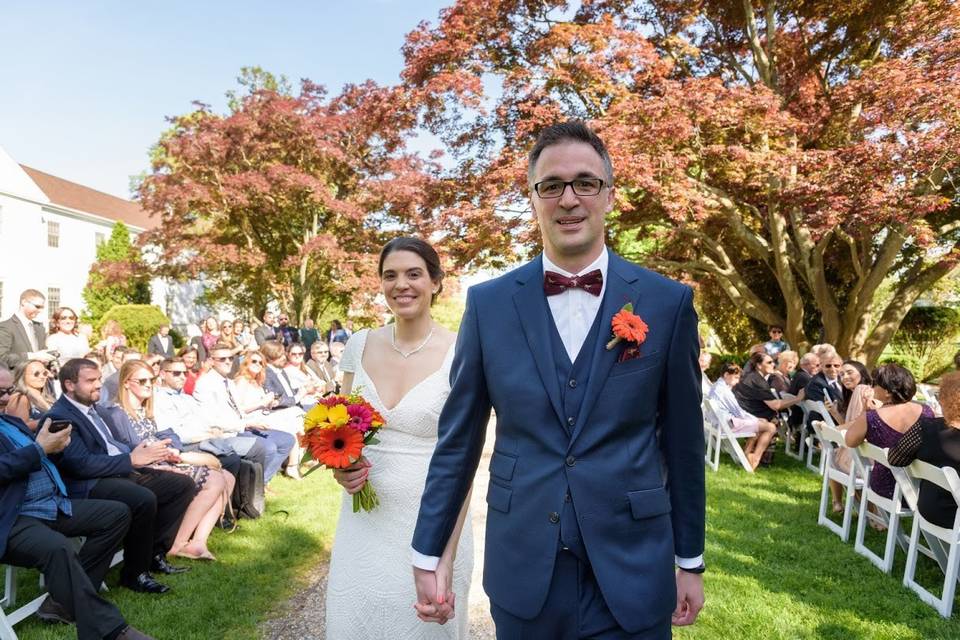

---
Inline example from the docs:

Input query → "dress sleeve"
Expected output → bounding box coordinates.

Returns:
[338,330,365,374]
[888,422,922,467]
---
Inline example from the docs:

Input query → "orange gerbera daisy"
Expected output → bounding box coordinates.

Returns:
[306,426,364,468]
[611,308,648,344]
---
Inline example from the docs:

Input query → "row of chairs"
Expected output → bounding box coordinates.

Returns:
[813,420,960,618]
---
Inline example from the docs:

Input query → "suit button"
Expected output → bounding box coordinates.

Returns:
[564,492,571,503]
[566,455,576,467]
[567,416,575,426]
[568,379,577,388]
[549,512,560,524]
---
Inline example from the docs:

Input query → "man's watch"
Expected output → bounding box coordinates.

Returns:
[679,563,706,574]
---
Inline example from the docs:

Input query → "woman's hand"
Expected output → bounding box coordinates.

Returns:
[333,456,371,495]
[435,555,456,622]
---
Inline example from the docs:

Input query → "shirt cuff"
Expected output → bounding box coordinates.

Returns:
[411,548,440,571]
[675,555,704,569]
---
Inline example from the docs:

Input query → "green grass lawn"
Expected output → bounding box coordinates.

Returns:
[10,474,342,640]
[8,447,960,639]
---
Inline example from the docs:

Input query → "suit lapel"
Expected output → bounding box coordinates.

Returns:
[513,257,565,428]
[568,254,642,445]
[9,317,31,351]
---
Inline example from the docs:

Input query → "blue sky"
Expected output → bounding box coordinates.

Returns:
[0,1,451,198]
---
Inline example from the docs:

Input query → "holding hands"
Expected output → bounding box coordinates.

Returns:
[413,565,455,625]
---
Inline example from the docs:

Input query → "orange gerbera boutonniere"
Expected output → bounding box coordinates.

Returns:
[605,303,648,362]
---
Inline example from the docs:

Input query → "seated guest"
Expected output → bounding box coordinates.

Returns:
[787,352,819,429]
[283,342,321,406]
[329,341,346,385]
[97,320,127,375]
[826,360,877,512]
[889,371,960,528]
[47,307,90,366]
[189,317,219,363]
[154,357,265,475]
[844,364,934,501]
[99,348,141,407]
[709,363,778,470]
[698,351,712,397]
[0,289,55,370]
[0,367,14,412]
[192,344,295,483]
[0,414,154,639]
[46,358,196,594]
[734,352,804,423]
[261,340,312,409]
[147,324,176,359]
[306,341,338,396]
[234,353,304,479]
[5,359,56,429]
[769,350,798,393]
[178,346,202,395]
[102,361,233,561]
[804,350,845,429]
[276,313,299,347]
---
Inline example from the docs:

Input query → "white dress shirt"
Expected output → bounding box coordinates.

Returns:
[192,371,246,433]
[542,248,608,363]
[63,393,124,456]
[15,311,39,351]
[155,385,212,444]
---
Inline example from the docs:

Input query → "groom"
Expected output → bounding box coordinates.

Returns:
[412,121,706,638]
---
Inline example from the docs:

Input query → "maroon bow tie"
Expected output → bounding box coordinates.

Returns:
[544,269,603,296]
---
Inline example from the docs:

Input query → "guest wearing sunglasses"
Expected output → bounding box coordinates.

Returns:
[47,307,90,366]
[4,360,56,430]
[0,367,14,413]
[306,341,338,396]
[0,289,54,369]
[734,352,805,423]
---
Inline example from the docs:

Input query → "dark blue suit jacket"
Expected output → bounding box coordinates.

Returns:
[43,396,133,499]
[0,415,46,558]
[412,253,706,632]
[264,367,298,409]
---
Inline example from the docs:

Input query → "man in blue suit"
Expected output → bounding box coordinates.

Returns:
[412,122,706,638]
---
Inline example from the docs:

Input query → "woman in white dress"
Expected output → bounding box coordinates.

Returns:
[46,307,90,366]
[327,237,473,639]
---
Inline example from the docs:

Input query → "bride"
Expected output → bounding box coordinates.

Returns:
[326,237,474,638]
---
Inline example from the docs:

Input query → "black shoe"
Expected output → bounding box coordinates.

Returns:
[151,554,190,574]
[121,572,170,594]
[36,596,73,624]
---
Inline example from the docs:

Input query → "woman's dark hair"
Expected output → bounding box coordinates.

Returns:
[378,236,444,303]
[720,362,742,376]
[748,351,769,369]
[50,306,79,335]
[330,320,343,331]
[871,363,917,405]
[841,360,872,407]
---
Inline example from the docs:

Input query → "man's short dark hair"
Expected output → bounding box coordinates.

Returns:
[161,357,184,370]
[59,358,100,386]
[769,325,783,332]
[209,342,234,353]
[527,120,614,187]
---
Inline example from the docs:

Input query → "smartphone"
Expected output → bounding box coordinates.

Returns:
[48,420,71,433]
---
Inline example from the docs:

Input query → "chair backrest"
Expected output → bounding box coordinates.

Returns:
[814,420,846,448]
[702,397,728,429]
[908,459,960,500]
[803,399,837,428]
[857,440,888,466]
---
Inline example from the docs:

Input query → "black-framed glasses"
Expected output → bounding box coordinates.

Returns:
[0,386,14,395]
[248,359,264,365]
[212,356,234,363]
[823,363,841,369]
[164,370,187,377]
[533,177,605,199]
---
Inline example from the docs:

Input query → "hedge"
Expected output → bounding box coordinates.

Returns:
[96,305,172,354]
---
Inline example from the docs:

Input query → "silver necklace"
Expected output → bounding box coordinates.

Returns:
[390,324,434,358]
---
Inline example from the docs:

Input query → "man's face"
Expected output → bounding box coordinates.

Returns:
[66,366,102,405]
[278,315,289,327]
[160,325,170,336]
[0,369,14,411]
[305,319,314,329]
[330,342,345,361]
[530,141,613,266]
[823,356,842,380]
[161,363,188,391]
[209,349,234,377]
[111,350,124,369]
[21,296,45,321]
[769,328,783,341]
[803,356,820,375]
[264,312,276,326]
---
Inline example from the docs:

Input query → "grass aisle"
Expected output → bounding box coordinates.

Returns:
[13,474,342,640]
[680,451,960,640]
[9,448,960,639]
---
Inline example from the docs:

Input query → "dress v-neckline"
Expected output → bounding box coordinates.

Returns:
[357,331,453,413]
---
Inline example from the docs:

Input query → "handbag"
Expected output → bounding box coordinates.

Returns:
[231,459,265,519]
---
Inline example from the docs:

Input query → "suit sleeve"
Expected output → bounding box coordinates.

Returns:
[805,379,825,402]
[412,289,492,557]
[0,440,42,483]
[49,409,134,479]
[657,286,706,559]
[0,322,24,369]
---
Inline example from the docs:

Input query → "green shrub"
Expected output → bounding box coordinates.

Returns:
[706,352,748,381]
[168,327,186,350]
[877,353,923,381]
[890,306,960,381]
[96,305,171,353]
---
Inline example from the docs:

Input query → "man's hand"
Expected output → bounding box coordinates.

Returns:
[413,566,454,624]
[672,570,704,626]
[333,457,370,495]
[130,440,170,467]
[35,418,71,455]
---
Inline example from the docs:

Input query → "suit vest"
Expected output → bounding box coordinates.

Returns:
[546,303,604,562]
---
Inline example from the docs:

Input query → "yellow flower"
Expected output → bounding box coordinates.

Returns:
[304,403,351,432]
[327,404,350,427]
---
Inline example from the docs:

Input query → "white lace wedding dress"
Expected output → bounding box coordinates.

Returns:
[325,329,474,639]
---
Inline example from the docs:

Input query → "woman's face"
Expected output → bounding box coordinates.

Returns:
[246,354,264,375]
[204,318,218,333]
[221,323,233,336]
[182,351,198,369]
[287,347,305,366]
[57,310,77,334]
[234,321,243,333]
[840,364,862,390]
[872,384,892,404]
[778,357,797,374]
[380,250,437,319]
[311,342,330,361]
[124,366,155,403]
[759,356,775,375]
[723,372,741,387]
[25,362,48,390]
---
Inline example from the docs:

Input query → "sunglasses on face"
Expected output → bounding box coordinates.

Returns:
[289,351,304,356]
[823,364,841,369]
[0,386,15,395]
[164,370,187,377]
[131,377,154,386]
[59,316,76,321]
[212,356,234,363]
[248,359,264,365]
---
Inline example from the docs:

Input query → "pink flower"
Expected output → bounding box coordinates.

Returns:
[347,403,375,432]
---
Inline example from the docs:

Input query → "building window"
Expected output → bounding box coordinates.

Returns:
[95,231,106,247]
[47,288,61,315]
[47,220,60,248]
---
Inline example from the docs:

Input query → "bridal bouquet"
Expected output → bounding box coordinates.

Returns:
[300,393,386,512]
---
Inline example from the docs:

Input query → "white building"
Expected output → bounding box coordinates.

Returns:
[0,144,205,326]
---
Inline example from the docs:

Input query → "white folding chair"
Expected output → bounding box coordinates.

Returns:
[813,421,864,542]
[801,400,834,474]
[900,459,960,617]
[782,396,807,461]
[1,565,46,640]
[853,442,913,573]
[702,398,754,473]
